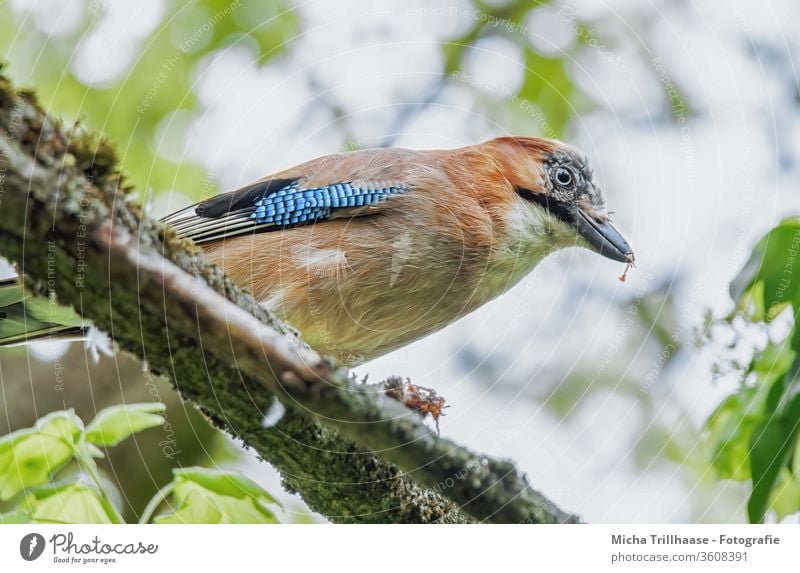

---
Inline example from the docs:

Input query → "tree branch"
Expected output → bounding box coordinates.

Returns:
[0,68,579,524]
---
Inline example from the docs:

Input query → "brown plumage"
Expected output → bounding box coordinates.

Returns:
[165,137,633,365]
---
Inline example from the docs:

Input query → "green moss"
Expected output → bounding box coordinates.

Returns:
[66,128,120,185]
[0,77,15,108]
[15,86,38,108]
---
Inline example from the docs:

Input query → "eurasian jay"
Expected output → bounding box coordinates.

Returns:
[160,136,635,365]
[0,137,633,362]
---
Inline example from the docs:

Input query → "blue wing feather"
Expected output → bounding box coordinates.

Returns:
[249,182,405,227]
[163,179,407,244]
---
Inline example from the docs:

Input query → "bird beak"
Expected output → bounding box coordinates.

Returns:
[575,209,634,263]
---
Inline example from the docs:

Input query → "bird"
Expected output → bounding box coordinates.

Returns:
[163,136,634,365]
[1,137,634,366]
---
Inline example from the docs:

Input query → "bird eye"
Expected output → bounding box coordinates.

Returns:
[554,167,573,187]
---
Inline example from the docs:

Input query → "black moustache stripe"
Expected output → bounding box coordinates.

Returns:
[516,187,576,225]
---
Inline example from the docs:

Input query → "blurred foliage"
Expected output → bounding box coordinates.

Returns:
[0,0,584,205]
[447,0,578,136]
[0,404,280,524]
[705,217,800,523]
[0,342,224,521]
[0,0,299,201]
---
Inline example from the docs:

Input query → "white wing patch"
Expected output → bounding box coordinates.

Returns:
[259,288,286,312]
[296,247,350,279]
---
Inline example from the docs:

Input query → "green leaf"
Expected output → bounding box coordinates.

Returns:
[0,411,82,501]
[0,281,24,307]
[711,219,800,519]
[23,296,86,329]
[731,217,800,321]
[0,511,31,523]
[793,323,800,355]
[707,404,756,480]
[793,426,800,476]
[747,392,800,522]
[84,403,166,447]
[20,482,118,524]
[154,482,278,524]
[748,419,788,522]
[172,467,280,505]
[706,383,769,481]
[154,468,280,524]
[768,468,800,520]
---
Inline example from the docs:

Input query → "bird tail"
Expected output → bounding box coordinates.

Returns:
[0,276,89,347]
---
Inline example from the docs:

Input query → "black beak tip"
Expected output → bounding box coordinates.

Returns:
[603,248,632,263]
[576,209,634,264]
[613,246,635,264]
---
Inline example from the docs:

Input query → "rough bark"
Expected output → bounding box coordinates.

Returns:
[0,68,579,524]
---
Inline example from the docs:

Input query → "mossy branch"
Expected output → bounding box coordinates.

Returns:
[0,68,579,524]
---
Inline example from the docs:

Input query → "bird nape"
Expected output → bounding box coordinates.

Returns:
[1,137,634,365]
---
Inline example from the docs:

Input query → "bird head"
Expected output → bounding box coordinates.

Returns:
[488,137,634,264]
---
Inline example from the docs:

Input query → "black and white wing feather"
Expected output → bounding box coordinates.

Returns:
[162,178,407,244]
